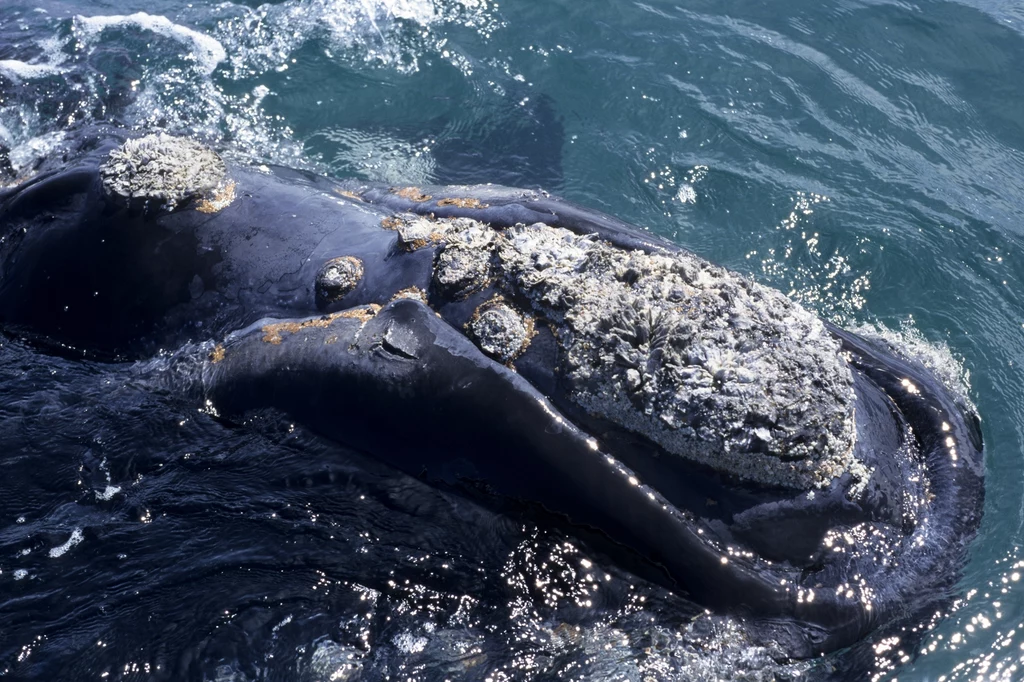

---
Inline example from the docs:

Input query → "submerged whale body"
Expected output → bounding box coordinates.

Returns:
[0,129,984,664]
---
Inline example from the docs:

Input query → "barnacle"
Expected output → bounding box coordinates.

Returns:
[100,133,226,209]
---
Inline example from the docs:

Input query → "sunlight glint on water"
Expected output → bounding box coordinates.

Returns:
[2,0,1023,679]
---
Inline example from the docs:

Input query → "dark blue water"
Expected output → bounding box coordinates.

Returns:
[2,0,1024,679]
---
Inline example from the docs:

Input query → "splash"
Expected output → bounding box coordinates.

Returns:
[851,319,975,413]
[0,59,63,82]
[313,127,437,185]
[74,12,227,76]
[211,0,502,78]
[1,131,64,182]
[0,0,503,180]
[867,548,1024,682]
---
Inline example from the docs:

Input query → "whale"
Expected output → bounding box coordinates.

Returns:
[0,128,984,662]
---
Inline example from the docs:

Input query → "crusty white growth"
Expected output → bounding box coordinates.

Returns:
[316,256,364,306]
[100,133,226,208]
[433,221,495,298]
[405,214,861,490]
[469,301,531,363]
[493,223,860,490]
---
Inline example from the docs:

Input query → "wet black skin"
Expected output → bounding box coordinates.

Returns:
[0,130,984,663]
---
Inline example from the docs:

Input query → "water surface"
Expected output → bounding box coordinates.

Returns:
[2,0,1023,679]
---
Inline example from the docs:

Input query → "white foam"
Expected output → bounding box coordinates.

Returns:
[96,485,122,501]
[48,527,84,558]
[214,0,498,77]
[853,321,975,411]
[7,131,65,174]
[676,184,697,204]
[0,60,62,82]
[315,127,437,184]
[393,631,428,654]
[13,569,29,581]
[75,13,226,76]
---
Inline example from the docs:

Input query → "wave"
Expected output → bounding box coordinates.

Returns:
[75,12,227,76]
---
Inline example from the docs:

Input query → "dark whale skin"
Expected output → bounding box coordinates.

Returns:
[0,129,984,664]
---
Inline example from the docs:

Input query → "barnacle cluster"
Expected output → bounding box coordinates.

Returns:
[493,223,861,489]
[433,221,496,299]
[100,133,227,209]
[316,256,365,307]
[381,211,860,490]
[468,298,534,363]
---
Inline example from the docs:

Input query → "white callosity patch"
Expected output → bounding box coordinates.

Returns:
[316,256,365,305]
[433,220,496,298]
[387,213,446,249]
[497,223,859,490]
[418,214,860,490]
[100,134,227,209]
[469,301,531,363]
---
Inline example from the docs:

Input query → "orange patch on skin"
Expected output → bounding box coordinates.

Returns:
[210,344,226,363]
[405,231,449,252]
[334,189,363,201]
[261,305,380,344]
[390,286,429,305]
[437,197,489,209]
[380,215,448,251]
[196,180,237,213]
[337,304,381,324]
[393,187,432,202]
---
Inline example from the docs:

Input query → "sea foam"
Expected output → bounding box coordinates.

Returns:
[0,60,62,82]
[49,528,84,559]
[75,12,226,76]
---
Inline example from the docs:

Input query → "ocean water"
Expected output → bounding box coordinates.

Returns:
[1,0,1023,680]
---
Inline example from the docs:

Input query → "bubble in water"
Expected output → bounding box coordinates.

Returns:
[211,0,501,78]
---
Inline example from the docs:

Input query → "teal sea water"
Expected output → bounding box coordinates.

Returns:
[1,0,1023,679]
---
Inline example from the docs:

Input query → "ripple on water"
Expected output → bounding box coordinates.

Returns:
[3,0,1024,679]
